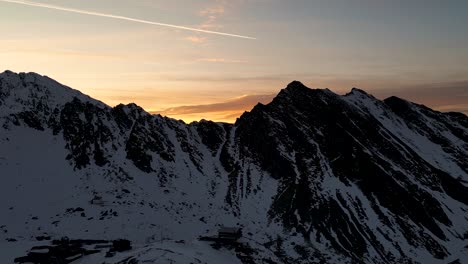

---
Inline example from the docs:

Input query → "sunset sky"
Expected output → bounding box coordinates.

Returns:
[1,0,467,122]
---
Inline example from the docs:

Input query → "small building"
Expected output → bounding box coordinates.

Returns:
[218,227,242,241]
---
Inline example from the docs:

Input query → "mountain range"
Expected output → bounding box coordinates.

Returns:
[0,70,467,263]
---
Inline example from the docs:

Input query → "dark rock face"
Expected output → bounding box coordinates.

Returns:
[124,113,175,173]
[384,96,468,174]
[1,72,467,263]
[194,120,226,154]
[231,82,468,262]
[60,98,113,169]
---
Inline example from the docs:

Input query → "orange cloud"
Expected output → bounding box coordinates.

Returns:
[184,36,207,43]
[153,94,275,123]
[184,0,230,42]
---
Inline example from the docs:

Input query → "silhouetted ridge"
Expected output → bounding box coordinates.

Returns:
[286,80,307,90]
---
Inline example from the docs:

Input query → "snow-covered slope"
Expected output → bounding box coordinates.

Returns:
[1,72,467,263]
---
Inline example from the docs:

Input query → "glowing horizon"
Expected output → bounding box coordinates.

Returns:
[1,0,467,122]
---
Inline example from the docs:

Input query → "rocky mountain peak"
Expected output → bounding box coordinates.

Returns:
[285,80,307,90]
[1,70,60,91]
[349,87,370,96]
[1,72,467,264]
[280,81,332,99]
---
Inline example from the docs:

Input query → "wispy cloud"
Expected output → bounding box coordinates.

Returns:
[199,5,226,16]
[153,93,275,123]
[185,0,236,43]
[0,0,256,39]
[1,48,123,60]
[197,58,248,63]
[185,36,208,43]
[159,74,293,83]
[199,2,226,30]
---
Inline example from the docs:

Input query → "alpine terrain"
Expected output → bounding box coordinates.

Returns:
[0,70,467,263]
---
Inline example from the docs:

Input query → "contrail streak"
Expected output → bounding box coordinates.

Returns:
[0,0,256,39]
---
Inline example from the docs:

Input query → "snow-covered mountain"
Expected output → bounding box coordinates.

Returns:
[1,70,467,263]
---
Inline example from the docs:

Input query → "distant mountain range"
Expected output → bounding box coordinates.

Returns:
[0,70,467,263]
